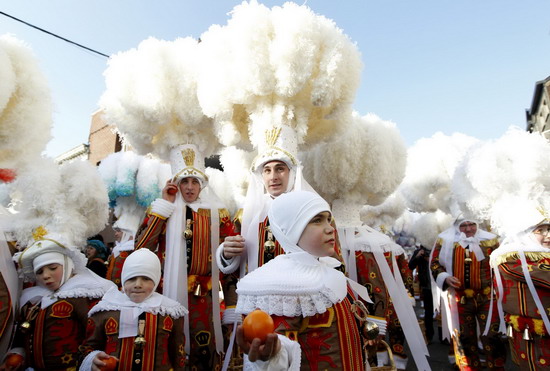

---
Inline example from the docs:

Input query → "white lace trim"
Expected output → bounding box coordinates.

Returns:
[236,286,341,317]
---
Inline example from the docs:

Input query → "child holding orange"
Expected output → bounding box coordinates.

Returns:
[235,191,373,370]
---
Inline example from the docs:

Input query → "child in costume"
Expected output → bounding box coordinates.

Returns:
[235,191,373,370]
[78,248,187,370]
[1,233,116,370]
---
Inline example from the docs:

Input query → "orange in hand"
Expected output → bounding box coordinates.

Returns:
[167,186,178,195]
[5,353,24,368]
[99,356,118,371]
[242,309,275,343]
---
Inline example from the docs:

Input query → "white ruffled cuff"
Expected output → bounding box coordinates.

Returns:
[79,350,101,371]
[243,334,301,371]
[367,315,387,336]
[150,198,176,219]
[436,272,451,291]
[216,243,241,274]
[222,307,242,325]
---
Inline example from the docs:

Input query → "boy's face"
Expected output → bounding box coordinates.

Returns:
[179,177,201,203]
[35,263,63,291]
[297,211,335,257]
[123,276,155,303]
[261,161,290,197]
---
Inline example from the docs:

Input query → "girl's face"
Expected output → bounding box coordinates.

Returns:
[532,224,550,249]
[85,245,97,259]
[35,263,64,291]
[297,211,335,257]
[123,276,155,303]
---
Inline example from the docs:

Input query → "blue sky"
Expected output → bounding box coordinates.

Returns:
[1,0,549,157]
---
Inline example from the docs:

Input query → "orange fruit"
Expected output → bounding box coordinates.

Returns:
[242,309,275,343]
[99,356,118,371]
[5,353,24,368]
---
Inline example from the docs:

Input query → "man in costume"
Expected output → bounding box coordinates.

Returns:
[135,144,236,370]
[431,217,506,370]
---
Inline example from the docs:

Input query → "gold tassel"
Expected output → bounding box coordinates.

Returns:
[523,325,532,341]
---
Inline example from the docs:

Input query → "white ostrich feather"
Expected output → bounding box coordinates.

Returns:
[360,191,406,229]
[451,127,550,235]
[219,146,253,208]
[205,168,237,215]
[301,112,406,205]
[114,151,141,198]
[100,37,218,159]
[197,1,361,148]
[401,132,479,214]
[412,211,453,248]
[0,34,52,169]
[58,161,109,244]
[11,158,108,248]
[97,151,122,204]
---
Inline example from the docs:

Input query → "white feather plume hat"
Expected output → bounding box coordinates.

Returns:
[169,143,209,188]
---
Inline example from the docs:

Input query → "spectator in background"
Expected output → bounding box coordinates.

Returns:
[409,243,434,343]
[85,239,109,278]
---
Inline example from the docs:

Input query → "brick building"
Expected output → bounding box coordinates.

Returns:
[88,109,123,166]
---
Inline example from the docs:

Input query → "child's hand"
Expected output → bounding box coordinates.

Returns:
[92,352,117,371]
[236,324,280,362]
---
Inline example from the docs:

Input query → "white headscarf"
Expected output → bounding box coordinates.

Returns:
[32,251,74,289]
[236,191,370,317]
[121,248,161,294]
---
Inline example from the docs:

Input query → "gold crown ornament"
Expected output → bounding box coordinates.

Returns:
[169,144,208,187]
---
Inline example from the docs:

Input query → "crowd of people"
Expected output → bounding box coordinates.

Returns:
[1,134,549,371]
[1,2,549,371]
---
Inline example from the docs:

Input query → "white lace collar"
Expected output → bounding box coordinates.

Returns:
[20,268,116,309]
[89,287,188,319]
[236,252,350,317]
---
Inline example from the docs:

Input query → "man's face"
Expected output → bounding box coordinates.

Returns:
[261,161,290,197]
[179,177,201,203]
[532,224,550,249]
[459,221,477,238]
[113,228,123,243]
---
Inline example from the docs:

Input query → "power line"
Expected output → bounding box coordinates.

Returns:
[0,11,110,58]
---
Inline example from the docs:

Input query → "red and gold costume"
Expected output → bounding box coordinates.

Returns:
[356,248,413,360]
[105,251,130,288]
[492,247,550,370]
[271,287,366,370]
[79,310,186,370]
[135,204,236,370]
[14,297,94,370]
[431,234,506,370]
